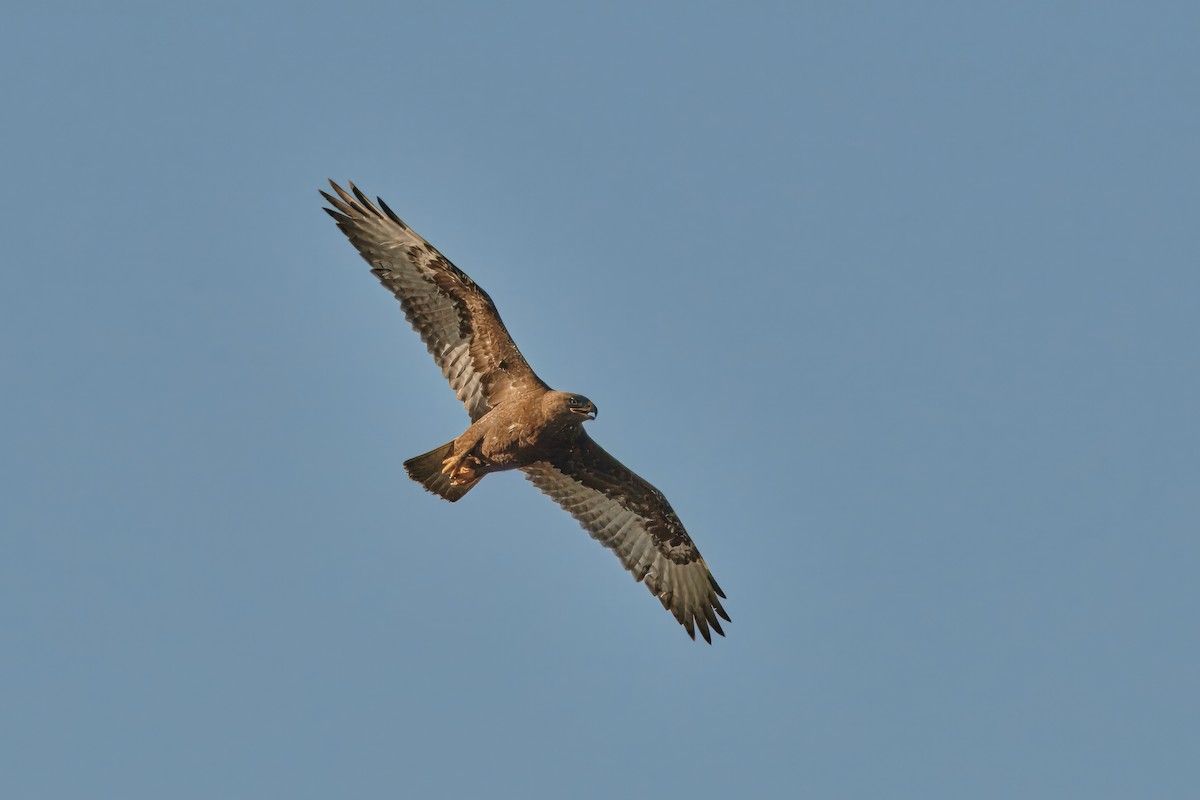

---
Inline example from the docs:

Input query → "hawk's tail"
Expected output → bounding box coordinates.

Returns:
[403,441,480,502]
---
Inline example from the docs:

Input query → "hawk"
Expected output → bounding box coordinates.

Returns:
[321,182,730,642]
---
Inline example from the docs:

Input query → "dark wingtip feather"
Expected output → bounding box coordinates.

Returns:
[327,180,353,206]
[329,181,358,209]
[349,182,380,216]
[377,196,408,228]
[320,188,354,221]
[323,208,351,226]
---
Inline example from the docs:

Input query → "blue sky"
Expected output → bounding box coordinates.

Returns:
[3,3,1197,798]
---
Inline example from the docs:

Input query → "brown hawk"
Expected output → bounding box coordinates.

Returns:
[321,181,730,642]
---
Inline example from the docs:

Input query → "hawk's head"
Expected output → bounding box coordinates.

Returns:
[549,391,598,423]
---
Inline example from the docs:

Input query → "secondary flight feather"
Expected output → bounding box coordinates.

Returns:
[321,181,730,642]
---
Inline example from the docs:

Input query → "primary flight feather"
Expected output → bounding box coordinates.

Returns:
[321,181,730,642]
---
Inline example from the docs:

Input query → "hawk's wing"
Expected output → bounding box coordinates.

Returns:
[322,181,547,421]
[523,435,730,643]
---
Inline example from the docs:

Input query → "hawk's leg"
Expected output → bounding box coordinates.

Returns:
[442,453,483,486]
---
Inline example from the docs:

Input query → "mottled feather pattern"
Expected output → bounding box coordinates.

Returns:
[522,436,730,643]
[321,181,545,421]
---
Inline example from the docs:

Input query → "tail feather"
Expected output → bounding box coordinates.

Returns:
[403,441,480,502]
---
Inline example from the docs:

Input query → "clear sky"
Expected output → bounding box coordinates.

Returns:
[3,3,1197,798]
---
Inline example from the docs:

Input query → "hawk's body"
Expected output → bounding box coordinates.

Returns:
[322,181,730,642]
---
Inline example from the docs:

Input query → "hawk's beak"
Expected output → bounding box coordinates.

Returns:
[572,403,598,420]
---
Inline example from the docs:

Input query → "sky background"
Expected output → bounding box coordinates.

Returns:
[2,3,1197,798]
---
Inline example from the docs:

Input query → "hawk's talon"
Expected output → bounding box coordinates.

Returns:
[442,453,478,485]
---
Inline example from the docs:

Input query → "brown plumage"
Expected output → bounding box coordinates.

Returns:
[321,181,730,642]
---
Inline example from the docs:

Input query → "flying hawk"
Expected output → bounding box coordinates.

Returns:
[321,181,730,642]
